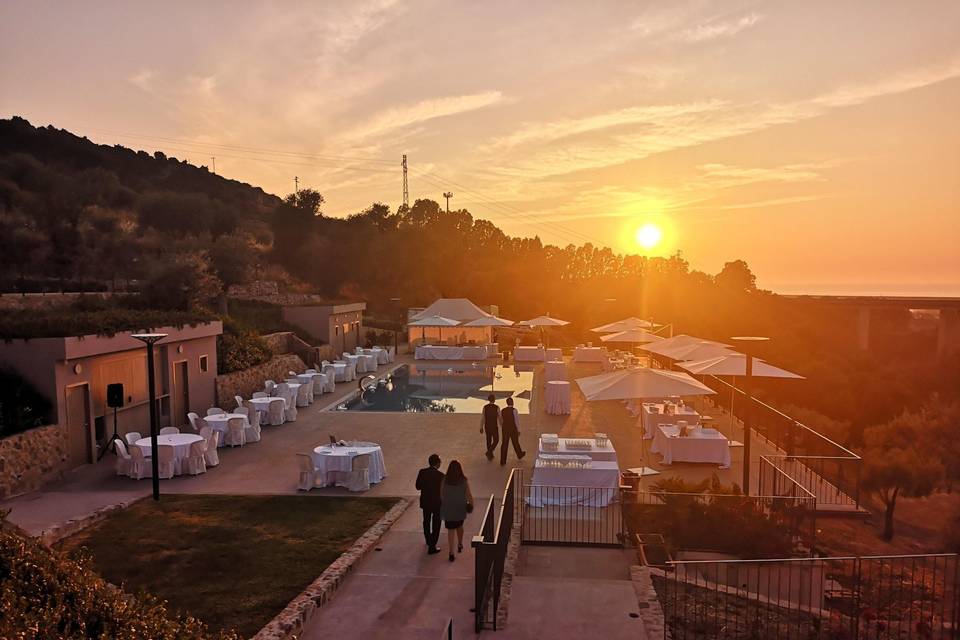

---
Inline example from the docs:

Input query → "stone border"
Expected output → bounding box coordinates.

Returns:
[630,565,670,640]
[251,496,412,640]
[39,496,144,546]
[493,524,521,629]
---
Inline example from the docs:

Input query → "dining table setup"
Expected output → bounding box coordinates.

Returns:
[641,401,702,439]
[310,441,387,487]
[529,434,621,507]
[650,424,731,469]
[133,433,203,476]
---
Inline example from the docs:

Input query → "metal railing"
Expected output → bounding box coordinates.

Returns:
[520,483,624,547]
[472,468,516,632]
[661,553,960,639]
[440,617,453,639]
[703,375,862,509]
[623,488,818,553]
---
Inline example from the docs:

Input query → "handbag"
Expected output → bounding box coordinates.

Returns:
[466,501,474,514]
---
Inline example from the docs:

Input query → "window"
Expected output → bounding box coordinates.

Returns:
[199,355,208,373]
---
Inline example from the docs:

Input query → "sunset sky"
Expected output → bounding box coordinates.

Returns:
[2,1,958,295]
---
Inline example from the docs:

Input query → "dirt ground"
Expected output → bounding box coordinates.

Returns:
[816,491,960,556]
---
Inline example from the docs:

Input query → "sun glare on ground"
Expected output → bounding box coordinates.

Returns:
[635,223,663,251]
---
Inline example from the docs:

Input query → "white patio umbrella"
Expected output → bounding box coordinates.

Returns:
[463,316,514,327]
[599,329,664,344]
[653,341,737,362]
[591,317,656,333]
[576,367,715,401]
[642,334,729,357]
[519,315,569,346]
[407,314,460,344]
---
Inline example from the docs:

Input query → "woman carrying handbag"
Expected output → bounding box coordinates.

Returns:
[440,460,474,562]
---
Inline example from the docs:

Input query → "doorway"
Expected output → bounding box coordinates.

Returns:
[65,384,92,468]
[171,360,190,428]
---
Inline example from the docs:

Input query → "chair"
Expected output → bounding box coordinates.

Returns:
[266,397,286,426]
[224,416,246,447]
[186,412,200,431]
[183,439,207,476]
[275,382,290,396]
[321,365,337,392]
[282,389,298,422]
[242,402,262,428]
[128,446,152,480]
[124,432,142,447]
[206,407,225,416]
[243,412,262,443]
[297,453,320,491]
[159,426,179,435]
[193,415,210,432]
[343,454,371,492]
[199,425,213,443]
[234,395,245,410]
[204,431,220,466]
[156,445,176,479]
[114,440,132,476]
[295,382,311,408]
[305,368,317,374]
[265,380,276,395]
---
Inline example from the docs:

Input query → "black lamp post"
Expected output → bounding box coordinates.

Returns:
[132,333,168,501]
[730,336,768,495]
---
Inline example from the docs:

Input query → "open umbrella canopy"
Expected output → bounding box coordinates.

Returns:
[463,315,514,327]
[679,354,804,379]
[407,314,461,327]
[642,334,729,357]
[599,328,663,344]
[576,367,716,401]
[653,341,738,362]
[591,317,656,333]
[519,315,570,327]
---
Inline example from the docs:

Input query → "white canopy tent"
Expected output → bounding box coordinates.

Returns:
[408,298,495,345]
[411,298,493,323]
[576,367,716,401]
[591,317,656,333]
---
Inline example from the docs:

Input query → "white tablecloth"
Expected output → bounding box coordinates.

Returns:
[528,461,621,507]
[545,347,562,361]
[249,396,283,415]
[415,345,489,360]
[310,443,387,486]
[651,425,730,468]
[515,346,546,361]
[135,434,203,475]
[203,413,251,441]
[359,353,378,371]
[538,437,618,463]
[364,348,389,365]
[544,360,567,382]
[642,404,701,439]
[486,343,500,358]
[544,381,572,415]
[573,346,605,362]
[326,362,348,382]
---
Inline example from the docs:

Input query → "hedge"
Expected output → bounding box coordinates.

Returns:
[0,521,238,639]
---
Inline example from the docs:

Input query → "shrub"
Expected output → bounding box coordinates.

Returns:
[0,368,52,436]
[0,305,216,340]
[216,331,271,374]
[0,524,237,639]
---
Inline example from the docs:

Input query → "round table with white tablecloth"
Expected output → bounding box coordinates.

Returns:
[310,443,387,487]
[544,360,567,383]
[343,354,365,374]
[544,380,572,415]
[325,362,348,382]
[135,434,203,475]
[359,353,378,371]
[202,413,250,442]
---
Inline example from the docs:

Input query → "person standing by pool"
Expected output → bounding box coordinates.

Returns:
[416,453,444,555]
[499,397,526,466]
[440,460,474,562]
[480,394,500,460]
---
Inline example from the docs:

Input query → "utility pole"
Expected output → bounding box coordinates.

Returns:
[443,191,453,213]
[294,176,299,196]
[210,157,216,174]
[401,155,409,209]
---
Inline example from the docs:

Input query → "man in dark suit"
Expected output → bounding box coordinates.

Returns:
[480,394,500,460]
[499,397,526,466]
[415,453,444,554]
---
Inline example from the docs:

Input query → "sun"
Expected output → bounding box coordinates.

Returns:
[635,222,663,251]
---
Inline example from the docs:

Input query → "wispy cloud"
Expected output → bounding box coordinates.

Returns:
[342,91,505,141]
[677,13,762,43]
[128,69,155,92]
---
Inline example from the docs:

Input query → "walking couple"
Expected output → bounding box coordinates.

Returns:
[416,454,474,561]
[480,394,526,465]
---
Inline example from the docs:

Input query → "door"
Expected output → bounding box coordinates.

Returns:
[171,361,189,428]
[65,384,92,468]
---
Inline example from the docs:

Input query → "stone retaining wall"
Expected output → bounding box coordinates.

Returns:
[214,354,305,407]
[0,425,69,499]
[252,497,412,640]
[631,565,670,639]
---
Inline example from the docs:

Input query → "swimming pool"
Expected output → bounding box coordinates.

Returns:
[339,363,534,413]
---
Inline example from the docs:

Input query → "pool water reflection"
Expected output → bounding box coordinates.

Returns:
[341,364,534,413]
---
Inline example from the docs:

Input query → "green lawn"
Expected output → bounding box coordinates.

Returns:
[58,494,398,638]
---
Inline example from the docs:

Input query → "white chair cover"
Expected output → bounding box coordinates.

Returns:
[187,412,200,431]
[204,431,220,466]
[265,380,276,395]
[128,446,151,480]
[225,417,246,447]
[157,445,176,479]
[295,382,311,408]
[252,391,268,399]
[159,426,179,435]
[124,432,142,447]
[114,440,132,476]
[297,453,319,491]
[343,453,371,492]
[183,440,207,476]
[206,407,225,416]
[267,398,286,426]
[234,395,245,410]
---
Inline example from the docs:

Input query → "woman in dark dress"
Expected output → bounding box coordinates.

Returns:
[440,460,474,562]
